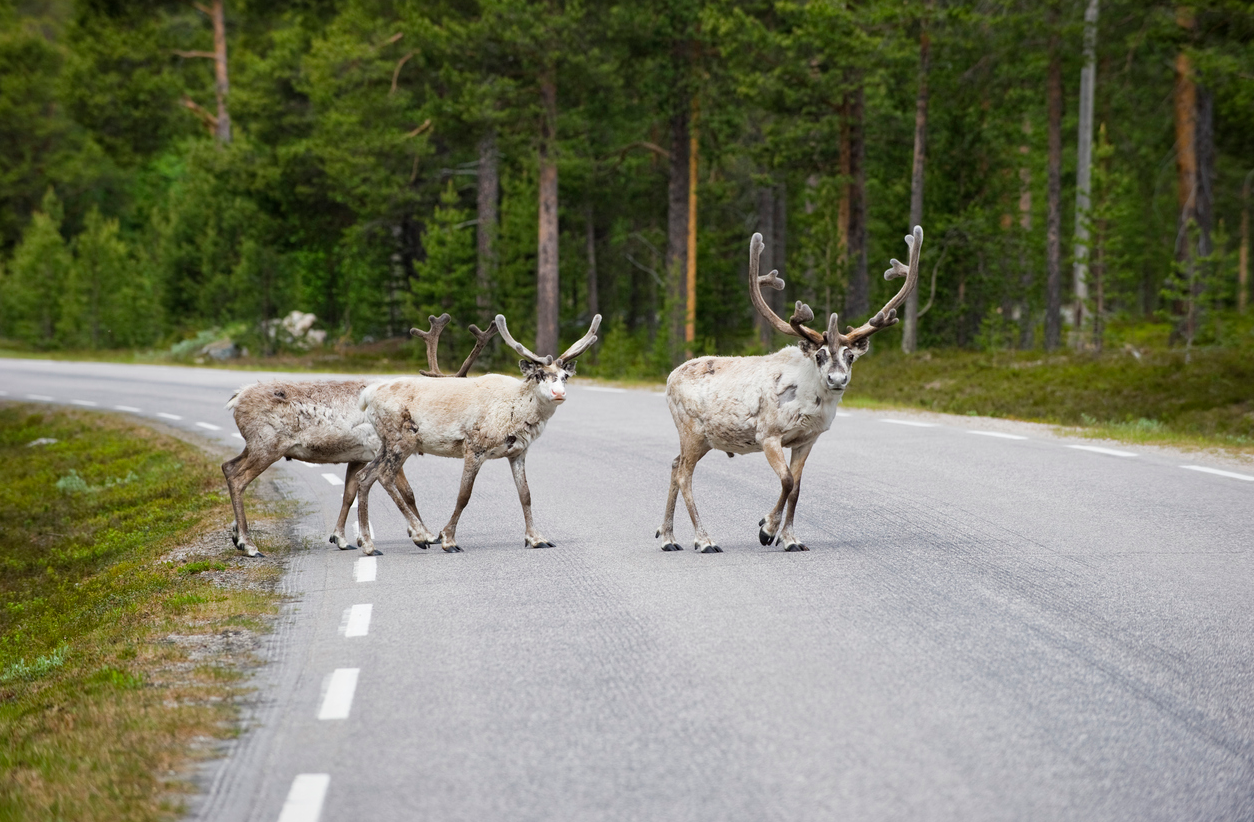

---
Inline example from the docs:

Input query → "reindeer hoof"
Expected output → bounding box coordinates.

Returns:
[361,547,382,556]
[443,545,463,553]
[759,518,765,527]
[661,542,683,552]
[784,543,808,552]
[759,528,775,546]
[697,544,722,554]
[244,549,265,558]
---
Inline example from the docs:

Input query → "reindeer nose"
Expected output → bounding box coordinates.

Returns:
[551,383,566,400]
[828,372,848,390]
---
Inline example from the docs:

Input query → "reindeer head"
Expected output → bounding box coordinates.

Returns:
[495,314,602,404]
[749,226,922,392]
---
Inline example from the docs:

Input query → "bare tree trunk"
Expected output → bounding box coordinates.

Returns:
[846,84,868,318]
[685,95,699,359]
[774,180,787,308]
[585,203,598,321]
[210,0,230,142]
[666,98,691,365]
[476,131,499,328]
[756,186,776,350]
[902,14,930,353]
[536,69,560,356]
[1018,118,1034,348]
[1071,0,1099,345]
[1241,172,1251,314]
[1044,18,1064,352]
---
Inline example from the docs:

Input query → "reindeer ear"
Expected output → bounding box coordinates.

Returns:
[562,360,577,377]
[848,337,871,358]
[519,359,540,380]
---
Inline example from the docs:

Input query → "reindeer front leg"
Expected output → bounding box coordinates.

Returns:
[508,452,555,548]
[758,437,801,550]
[439,449,485,553]
[777,442,814,551]
[329,460,364,550]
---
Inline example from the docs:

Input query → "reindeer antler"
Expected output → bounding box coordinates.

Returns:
[557,314,601,364]
[411,313,452,375]
[840,226,923,345]
[495,315,553,365]
[451,322,498,377]
[748,233,825,346]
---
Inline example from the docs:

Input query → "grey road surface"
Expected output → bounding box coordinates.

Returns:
[3,358,1253,822]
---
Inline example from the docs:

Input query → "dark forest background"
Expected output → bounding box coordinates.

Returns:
[1,0,1251,375]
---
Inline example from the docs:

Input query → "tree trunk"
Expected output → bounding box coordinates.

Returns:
[846,83,868,319]
[685,95,699,359]
[902,15,930,353]
[210,0,230,142]
[1071,0,1099,344]
[756,185,776,350]
[585,202,598,322]
[476,131,499,328]
[536,69,560,356]
[666,97,691,365]
[1241,172,1251,314]
[1018,117,1034,348]
[1044,19,1064,352]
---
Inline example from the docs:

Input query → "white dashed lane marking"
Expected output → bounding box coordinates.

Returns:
[968,430,1028,440]
[276,773,330,822]
[71,399,98,407]
[195,421,222,431]
[354,556,377,582]
[318,668,359,720]
[157,412,182,420]
[27,394,53,401]
[344,604,373,638]
[881,419,936,428]
[1068,445,1137,458]
[322,473,344,486]
[115,405,141,412]
[1181,465,1254,482]
[352,520,376,540]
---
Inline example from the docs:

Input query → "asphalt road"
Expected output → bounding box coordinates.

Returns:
[3,357,1253,822]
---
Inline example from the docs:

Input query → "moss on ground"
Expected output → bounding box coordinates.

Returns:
[0,404,287,822]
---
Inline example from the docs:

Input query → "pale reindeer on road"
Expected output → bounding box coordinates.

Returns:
[222,317,495,557]
[656,226,922,553]
[351,313,601,556]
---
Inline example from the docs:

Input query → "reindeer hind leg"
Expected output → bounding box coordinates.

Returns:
[656,455,684,551]
[675,438,717,553]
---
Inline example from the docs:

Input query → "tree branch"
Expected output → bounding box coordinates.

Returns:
[376,32,403,48]
[406,119,432,138]
[179,95,218,132]
[192,2,211,15]
[173,49,217,59]
[391,51,415,94]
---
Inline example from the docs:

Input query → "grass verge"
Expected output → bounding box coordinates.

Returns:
[0,403,288,822]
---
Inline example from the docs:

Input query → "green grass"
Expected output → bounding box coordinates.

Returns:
[845,346,1254,453]
[0,404,287,822]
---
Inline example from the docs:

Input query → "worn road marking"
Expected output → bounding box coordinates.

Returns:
[232,433,244,440]
[157,412,182,420]
[344,604,373,637]
[195,421,222,431]
[1068,445,1137,457]
[1181,465,1254,482]
[881,419,936,428]
[352,520,376,541]
[276,773,330,822]
[318,668,359,720]
[26,394,53,401]
[968,430,1028,440]
[584,386,627,393]
[835,411,852,418]
[115,404,141,412]
[354,556,376,582]
[322,473,344,486]
[71,399,98,407]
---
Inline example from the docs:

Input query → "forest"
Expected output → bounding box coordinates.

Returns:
[1,0,1251,376]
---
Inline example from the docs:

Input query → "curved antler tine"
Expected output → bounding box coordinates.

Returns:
[826,312,841,343]
[557,314,602,364]
[451,321,500,377]
[788,301,825,345]
[411,313,452,375]
[748,233,808,341]
[495,314,553,366]
[846,225,923,343]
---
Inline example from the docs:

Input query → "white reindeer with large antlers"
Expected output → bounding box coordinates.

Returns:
[222,316,495,557]
[656,226,922,553]
[351,313,601,556]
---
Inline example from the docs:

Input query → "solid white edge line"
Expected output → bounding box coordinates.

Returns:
[71,399,98,407]
[344,604,373,637]
[1181,465,1254,482]
[276,773,330,822]
[967,430,1028,440]
[835,411,852,418]
[157,412,182,420]
[115,405,141,412]
[1067,445,1137,458]
[195,421,222,431]
[322,473,344,486]
[318,668,359,720]
[355,556,377,582]
[583,386,627,393]
[26,394,53,401]
[881,419,936,428]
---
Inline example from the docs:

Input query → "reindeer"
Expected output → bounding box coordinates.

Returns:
[656,226,922,553]
[221,316,495,557]
[352,313,601,556]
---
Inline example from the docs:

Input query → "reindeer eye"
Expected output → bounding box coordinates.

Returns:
[815,349,828,366]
